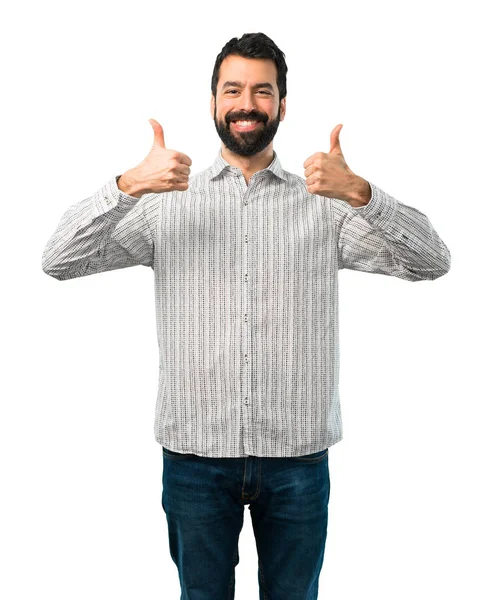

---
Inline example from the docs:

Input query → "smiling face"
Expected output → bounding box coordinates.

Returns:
[211,55,286,157]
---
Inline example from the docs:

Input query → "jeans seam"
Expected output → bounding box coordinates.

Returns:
[227,542,239,600]
[256,545,270,600]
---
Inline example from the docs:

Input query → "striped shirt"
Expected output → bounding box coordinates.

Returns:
[42,147,451,457]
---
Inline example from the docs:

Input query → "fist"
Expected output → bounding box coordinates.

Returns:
[121,119,193,197]
[303,124,358,202]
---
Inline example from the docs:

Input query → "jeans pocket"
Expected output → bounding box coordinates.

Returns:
[288,448,328,463]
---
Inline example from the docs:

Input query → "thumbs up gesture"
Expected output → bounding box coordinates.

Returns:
[118,119,193,198]
[303,124,371,206]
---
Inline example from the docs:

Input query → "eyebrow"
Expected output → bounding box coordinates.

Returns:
[221,81,275,91]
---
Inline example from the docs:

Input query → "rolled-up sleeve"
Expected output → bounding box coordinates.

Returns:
[330,182,451,281]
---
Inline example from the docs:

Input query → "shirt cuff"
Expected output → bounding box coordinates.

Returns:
[349,181,398,230]
[92,175,142,221]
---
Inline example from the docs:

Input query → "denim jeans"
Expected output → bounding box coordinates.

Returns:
[161,446,330,599]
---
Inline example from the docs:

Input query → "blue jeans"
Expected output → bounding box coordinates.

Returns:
[161,446,330,599]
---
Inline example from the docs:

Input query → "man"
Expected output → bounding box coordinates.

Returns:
[42,32,451,600]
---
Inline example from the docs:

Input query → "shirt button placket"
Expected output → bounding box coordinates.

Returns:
[239,174,253,455]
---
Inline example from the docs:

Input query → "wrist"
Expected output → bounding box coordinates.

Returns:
[347,176,371,207]
[117,172,144,198]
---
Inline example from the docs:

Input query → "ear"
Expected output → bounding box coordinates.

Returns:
[210,94,215,118]
[280,96,287,121]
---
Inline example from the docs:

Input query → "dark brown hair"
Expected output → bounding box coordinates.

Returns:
[211,32,288,103]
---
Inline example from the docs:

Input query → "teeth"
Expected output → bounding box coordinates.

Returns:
[234,120,258,126]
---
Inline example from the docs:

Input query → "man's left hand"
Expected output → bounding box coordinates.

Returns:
[303,124,371,207]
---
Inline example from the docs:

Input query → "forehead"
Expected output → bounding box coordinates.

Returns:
[218,55,277,89]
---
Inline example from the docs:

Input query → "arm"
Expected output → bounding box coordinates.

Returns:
[330,182,451,281]
[42,175,155,281]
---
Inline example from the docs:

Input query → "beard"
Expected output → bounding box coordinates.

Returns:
[213,103,281,157]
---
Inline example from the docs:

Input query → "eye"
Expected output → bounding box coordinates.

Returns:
[225,90,271,95]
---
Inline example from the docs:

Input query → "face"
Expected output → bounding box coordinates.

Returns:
[211,55,286,157]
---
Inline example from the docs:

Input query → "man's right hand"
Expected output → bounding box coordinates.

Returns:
[117,119,192,198]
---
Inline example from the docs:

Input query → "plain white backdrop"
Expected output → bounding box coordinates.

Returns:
[1,0,483,598]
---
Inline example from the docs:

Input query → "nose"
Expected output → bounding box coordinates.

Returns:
[236,89,259,112]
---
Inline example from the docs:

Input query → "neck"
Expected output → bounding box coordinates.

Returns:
[221,144,274,181]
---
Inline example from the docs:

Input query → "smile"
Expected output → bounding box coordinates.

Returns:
[231,120,262,131]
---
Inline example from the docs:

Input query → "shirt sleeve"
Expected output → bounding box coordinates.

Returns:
[330,181,451,281]
[42,175,155,281]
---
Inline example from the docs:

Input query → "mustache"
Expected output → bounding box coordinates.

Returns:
[226,113,268,124]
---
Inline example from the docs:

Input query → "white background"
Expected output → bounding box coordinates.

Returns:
[1,0,484,598]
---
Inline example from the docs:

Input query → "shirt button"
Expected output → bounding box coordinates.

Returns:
[244,314,248,322]
[244,397,249,405]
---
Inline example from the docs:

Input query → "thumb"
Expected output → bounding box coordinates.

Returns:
[329,123,343,154]
[149,118,166,148]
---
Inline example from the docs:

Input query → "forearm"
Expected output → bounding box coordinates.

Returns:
[42,176,145,280]
[334,182,451,280]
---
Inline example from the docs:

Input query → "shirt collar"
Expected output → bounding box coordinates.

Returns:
[208,147,288,182]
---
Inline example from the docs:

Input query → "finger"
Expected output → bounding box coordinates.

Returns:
[329,123,343,154]
[149,119,166,148]
[306,173,319,187]
[303,152,320,169]
[175,164,191,176]
[178,153,193,167]
[304,164,319,178]
[174,175,189,184]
